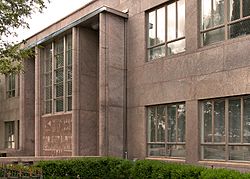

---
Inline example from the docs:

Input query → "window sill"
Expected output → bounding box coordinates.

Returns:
[42,111,72,118]
[145,157,185,163]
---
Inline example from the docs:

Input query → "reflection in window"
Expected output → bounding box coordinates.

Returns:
[147,0,185,61]
[5,121,16,149]
[43,34,72,114]
[6,74,16,98]
[147,103,185,158]
[201,96,250,161]
[201,0,250,45]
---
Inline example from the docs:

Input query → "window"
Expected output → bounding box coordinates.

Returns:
[147,103,186,158]
[43,34,72,114]
[201,0,250,46]
[6,74,15,98]
[5,121,15,149]
[201,96,250,161]
[147,0,185,61]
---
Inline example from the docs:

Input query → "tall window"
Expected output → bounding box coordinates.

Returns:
[43,34,72,114]
[201,0,250,46]
[6,74,15,98]
[147,0,185,61]
[201,96,250,161]
[147,103,186,158]
[5,121,15,149]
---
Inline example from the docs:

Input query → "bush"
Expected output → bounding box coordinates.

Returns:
[34,158,250,179]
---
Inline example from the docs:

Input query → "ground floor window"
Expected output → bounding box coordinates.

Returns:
[4,121,16,149]
[201,96,250,161]
[147,103,185,158]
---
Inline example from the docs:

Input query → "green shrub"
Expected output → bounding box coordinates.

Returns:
[200,168,242,179]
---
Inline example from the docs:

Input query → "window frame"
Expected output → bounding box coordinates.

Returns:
[201,95,250,162]
[147,0,186,61]
[4,121,15,149]
[43,33,72,115]
[200,0,250,46]
[6,74,16,98]
[147,103,186,158]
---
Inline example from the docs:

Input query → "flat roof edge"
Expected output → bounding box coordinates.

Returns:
[27,6,128,48]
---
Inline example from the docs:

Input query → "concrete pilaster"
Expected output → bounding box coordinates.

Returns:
[99,12,126,157]
[72,27,80,156]
[35,47,41,156]
[186,100,199,164]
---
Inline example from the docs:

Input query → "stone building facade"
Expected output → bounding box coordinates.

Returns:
[1,0,250,170]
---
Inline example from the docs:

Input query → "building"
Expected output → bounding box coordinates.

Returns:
[1,0,250,170]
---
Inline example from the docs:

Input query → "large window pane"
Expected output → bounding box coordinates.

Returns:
[167,39,185,55]
[148,11,156,47]
[157,7,165,44]
[214,100,225,143]
[157,106,166,142]
[166,145,185,158]
[202,146,225,160]
[167,3,176,41]
[202,27,225,45]
[201,0,212,29]
[203,101,212,143]
[229,19,250,38]
[167,105,176,142]
[178,0,185,38]
[148,45,165,60]
[148,107,157,142]
[243,0,250,17]
[177,104,185,142]
[229,146,250,161]
[244,98,250,143]
[55,99,64,112]
[229,0,240,21]
[229,99,241,143]
[148,144,165,156]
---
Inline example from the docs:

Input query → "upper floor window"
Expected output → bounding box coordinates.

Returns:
[43,34,72,114]
[147,103,185,158]
[201,96,250,161]
[6,74,16,98]
[201,0,250,46]
[147,0,185,61]
[5,121,15,149]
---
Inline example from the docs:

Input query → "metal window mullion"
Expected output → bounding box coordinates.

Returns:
[165,105,168,157]
[225,0,228,40]
[155,9,158,46]
[155,107,158,142]
[165,4,168,56]
[212,100,215,143]
[225,99,229,161]
[241,97,244,143]
[175,104,178,143]
[176,1,178,39]
[63,36,66,112]
[211,0,214,27]
[240,0,243,18]
[51,42,55,114]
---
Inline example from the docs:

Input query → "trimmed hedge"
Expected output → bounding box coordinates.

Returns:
[33,158,250,178]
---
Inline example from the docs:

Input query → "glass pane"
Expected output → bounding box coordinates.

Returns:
[56,99,64,112]
[214,100,225,143]
[67,50,72,66]
[202,27,225,46]
[148,107,157,142]
[166,145,185,158]
[201,0,212,30]
[66,34,72,50]
[148,11,156,47]
[45,87,52,100]
[167,39,185,55]
[177,104,185,142]
[148,45,165,60]
[45,100,52,114]
[55,83,64,97]
[67,96,72,111]
[148,144,165,156]
[229,19,250,38]
[212,0,225,26]
[55,68,64,83]
[67,81,72,96]
[55,39,64,54]
[167,105,176,142]
[202,145,225,160]
[167,2,176,41]
[229,99,241,143]
[229,0,240,21]
[229,146,250,161]
[156,7,165,44]
[45,73,52,86]
[67,67,72,81]
[203,101,212,143]
[55,54,64,68]
[244,98,250,143]
[243,0,250,17]
[157,106,166,142]
[178,0,185,38]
